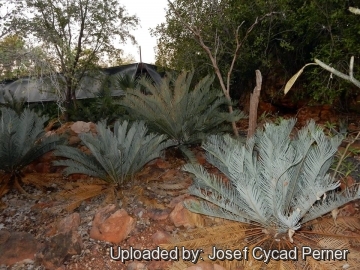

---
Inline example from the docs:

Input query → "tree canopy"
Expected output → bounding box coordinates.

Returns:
[5,0,139,118]
[153,0,360,106]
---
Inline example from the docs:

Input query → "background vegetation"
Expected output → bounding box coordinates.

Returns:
[152,0,360,108]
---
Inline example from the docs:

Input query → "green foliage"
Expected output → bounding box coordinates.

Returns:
[8,0,139,115]
[152,0,295,97]
[154,0,360,105]
[183,119,360,239]
[66,75,126,123]
[0,35,26,80]
[0,108,61,196]
[0,91,27,115]
[121,71,246,148]
[116,73,138,90]
[54,120,175,186]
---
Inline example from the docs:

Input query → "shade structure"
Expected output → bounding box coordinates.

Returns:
[0,62,164,103]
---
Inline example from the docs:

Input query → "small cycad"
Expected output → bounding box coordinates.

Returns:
[54,120,175,186]
[0,108,61,197]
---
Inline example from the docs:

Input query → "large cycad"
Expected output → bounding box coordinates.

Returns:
[176,119,360,269]
[0,108,61,197]
[54,120,175,186]
[120,71,245,152]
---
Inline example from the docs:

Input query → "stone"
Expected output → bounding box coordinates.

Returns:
[68,135,81,145]
[153,158,171,169]
[147,208,171,221]
[36,213,82,269]
[70,121,91,134]
[57,213,81,234]
[89,122,97,134]
[151,230,171,245]
[0,230,39,266]
[168,194,190,208]
[90,204,135,244]
[169,200,204,229]
[36,231,83,269]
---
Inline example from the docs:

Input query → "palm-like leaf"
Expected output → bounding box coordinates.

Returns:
[0,108,61,196]
[184,119,360,238]
[54,120,175,186]
[121,71,246,147]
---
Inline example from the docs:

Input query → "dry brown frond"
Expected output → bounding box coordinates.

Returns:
[51,179,115,212]
[166,215,360,270]
[22,173,64,191]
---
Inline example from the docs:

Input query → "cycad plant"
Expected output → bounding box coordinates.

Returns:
[173,119,360,269]
[0,108,61,197]
[120,71,245,160]
[54,120,175,187]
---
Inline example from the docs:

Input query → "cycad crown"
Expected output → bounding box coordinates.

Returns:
[184,119,360,239]
[0,108,61,195]
[121,71,246,146]
[54,120,175,186]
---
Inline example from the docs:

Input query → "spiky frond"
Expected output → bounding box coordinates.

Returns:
[0,108,62,196]
[184,119,360,236]
[121,71,246,146]
[54,120,175,186]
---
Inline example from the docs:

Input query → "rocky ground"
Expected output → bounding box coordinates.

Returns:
[1,104,360,270]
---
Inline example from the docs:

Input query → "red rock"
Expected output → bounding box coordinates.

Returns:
[169,200,204,229]
[68,135,81,145]
[90,204,135,244]
[154,158,171,169]
[55,122,75,136]
[151,230,171,245]
[36,231,82,269]
[0,230,40,266]
[57,213,80,234]
[147,208,171,221]
[89,122,97,134]
[70,121,91,134]
[168,194,190,208]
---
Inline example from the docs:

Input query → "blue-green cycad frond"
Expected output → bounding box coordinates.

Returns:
[0,108,62,196]
[54,120,175,186]
[184,119,359,239]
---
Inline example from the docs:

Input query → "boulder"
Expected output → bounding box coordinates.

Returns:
[90,204,135,244]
